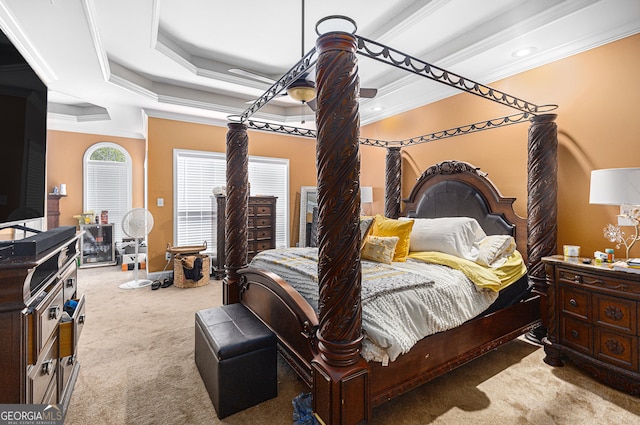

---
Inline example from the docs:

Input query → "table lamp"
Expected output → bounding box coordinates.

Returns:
[361,187,373,216]
[589,168,640,259]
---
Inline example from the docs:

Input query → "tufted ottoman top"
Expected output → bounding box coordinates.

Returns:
[195,303,275,360]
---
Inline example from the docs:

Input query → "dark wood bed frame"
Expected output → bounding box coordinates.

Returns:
[222,31,558,425]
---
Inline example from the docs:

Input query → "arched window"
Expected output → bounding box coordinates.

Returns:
[83,142,132,243]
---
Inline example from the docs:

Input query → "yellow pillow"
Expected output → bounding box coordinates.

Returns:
[361,236,399,264]
[371,214,414,262]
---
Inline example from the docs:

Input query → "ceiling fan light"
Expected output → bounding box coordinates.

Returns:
[287,85,316,102]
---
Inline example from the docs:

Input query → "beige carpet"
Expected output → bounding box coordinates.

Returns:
[64,266,640,425]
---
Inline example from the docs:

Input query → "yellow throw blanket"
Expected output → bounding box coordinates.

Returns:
[407,250,527,291]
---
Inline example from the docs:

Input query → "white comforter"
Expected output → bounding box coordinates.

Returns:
[250,248,498,364]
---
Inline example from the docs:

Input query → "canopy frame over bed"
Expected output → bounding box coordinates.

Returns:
[223,19,558,425]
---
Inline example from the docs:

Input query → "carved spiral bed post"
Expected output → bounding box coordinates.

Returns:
[385,147,402,218]
[223,122,249,305]
[312,28,369,425]
[526,113,558,342]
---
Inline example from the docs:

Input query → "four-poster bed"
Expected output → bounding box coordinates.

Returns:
[222,17,558,425]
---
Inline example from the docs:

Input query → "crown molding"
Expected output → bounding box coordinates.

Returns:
[0,1,57,83]
[82,0,110,81]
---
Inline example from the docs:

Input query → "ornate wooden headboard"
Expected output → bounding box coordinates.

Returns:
[402,160,527,263]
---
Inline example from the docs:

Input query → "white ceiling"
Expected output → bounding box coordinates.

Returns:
[0,0,639,140]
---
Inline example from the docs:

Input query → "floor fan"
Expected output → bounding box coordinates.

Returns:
[118,208,154,289]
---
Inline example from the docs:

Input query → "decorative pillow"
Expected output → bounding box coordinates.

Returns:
[371,215,414,262]
[476,234,516,268]
[359,216,375,250]
[399,217,486,261]
[361,235,399,264]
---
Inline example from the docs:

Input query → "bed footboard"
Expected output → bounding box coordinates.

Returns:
[238,267,319,386]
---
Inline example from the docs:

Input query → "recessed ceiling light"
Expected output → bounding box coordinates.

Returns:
[512,47,537,58]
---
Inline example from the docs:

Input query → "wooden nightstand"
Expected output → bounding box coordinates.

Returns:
[542,255,640,395]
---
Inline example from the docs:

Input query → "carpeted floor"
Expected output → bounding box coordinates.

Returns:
[64,265,640,425]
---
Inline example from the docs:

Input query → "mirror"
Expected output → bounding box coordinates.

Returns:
[299,186,317,247]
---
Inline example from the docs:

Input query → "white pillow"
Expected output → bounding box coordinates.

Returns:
[399,217,486,261]
[476,234,516,268]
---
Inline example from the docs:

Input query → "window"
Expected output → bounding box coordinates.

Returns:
[173,149,289,254]
[83,143,132,243]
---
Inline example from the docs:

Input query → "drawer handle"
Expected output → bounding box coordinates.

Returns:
[49,305,61,320]
[42,359,53,375]
[569,299,577,307]
[66,277,75,288]
[571,330,579,338]
[78,314,86,324]
[573,275,583,283]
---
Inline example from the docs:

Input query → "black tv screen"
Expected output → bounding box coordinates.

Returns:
[0,28,47,228]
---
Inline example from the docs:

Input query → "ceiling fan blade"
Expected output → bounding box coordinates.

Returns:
[306,98,317,111]
[245,93,287,104]
[229,68,277,85]
[360,88,378,98]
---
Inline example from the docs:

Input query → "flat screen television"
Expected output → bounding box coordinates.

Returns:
[0,28,48,229]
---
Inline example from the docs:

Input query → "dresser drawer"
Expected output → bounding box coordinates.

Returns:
[593,294,637,335]
[254,217,272,228]
[60,263,78,302]
[59,294,86,358]
[247,229,273,242]
[560,316,592,354]
[559,285,590,321]
[34,283,64,355]
[594,328,638,371]
[255,205,273,215]
[249,241,273,252]
[59,352,80,396]
[28,335,58,404]
[254,229,272,240]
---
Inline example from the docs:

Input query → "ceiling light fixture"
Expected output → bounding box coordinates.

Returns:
[287,0,317,105]
[287,79,316,103]
[512,47,537,58]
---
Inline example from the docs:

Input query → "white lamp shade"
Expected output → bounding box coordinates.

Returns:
[361,187,373,203]
[589,168,640,205]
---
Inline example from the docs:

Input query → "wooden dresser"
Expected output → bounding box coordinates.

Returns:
[47,194,66,229]
[213,195,277,279]
[542,255,640,395]
[0,231,84,411]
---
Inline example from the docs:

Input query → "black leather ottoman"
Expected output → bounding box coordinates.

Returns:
[195,303,277,418]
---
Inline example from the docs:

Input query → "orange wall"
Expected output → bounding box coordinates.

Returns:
[146,118,317,271]
[46,34,640,271]
[362,33,640,260]
[46,130,146,228]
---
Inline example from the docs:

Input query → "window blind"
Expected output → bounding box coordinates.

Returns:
[174,149,289,254]
[84,145,132,243]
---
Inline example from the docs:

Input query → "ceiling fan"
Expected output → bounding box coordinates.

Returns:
[233,0,377,115]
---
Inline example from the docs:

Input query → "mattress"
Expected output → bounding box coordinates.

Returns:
[250,247,509,364]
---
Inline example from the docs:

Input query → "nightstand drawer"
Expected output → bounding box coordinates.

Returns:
[560,285,590,320]
[595,328,638,371]
[593,294,637,335]
[560,316,592,354]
